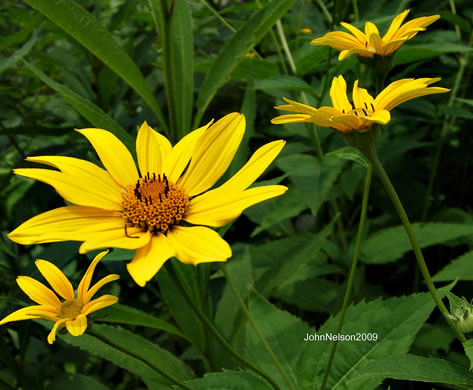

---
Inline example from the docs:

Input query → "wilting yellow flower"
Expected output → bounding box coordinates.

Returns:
[311,9,439,60]
[9,113,287,286]
[272,75,449,133]
[0,251,118,344]
[300,27,313,34]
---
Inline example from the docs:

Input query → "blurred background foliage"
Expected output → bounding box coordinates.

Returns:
[1,0,473,389]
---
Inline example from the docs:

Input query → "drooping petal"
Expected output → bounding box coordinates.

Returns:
[365,110,391,125]
[339,47,375,60]
[136,121,172,177]
[163,122,211,183]
[311,31,362,51]
[330,76,352,113]
[8,206,125,246]
[126,234,175,287]
[35,260,74,300]
[167,226,231,265]
[76,250,109,303]
[383,9,410,41]
[0,305,58,325]
[76,128,138,188]
[85,274,120,303]
[82,294,118,315]
[178,113,245,197]
[78,228,150,254]
[65,314,88,336]
[16,276,61,307]
[185,185,288,227]
[47,319,67,344]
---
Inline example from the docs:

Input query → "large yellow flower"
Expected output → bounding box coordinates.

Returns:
[0,251,118,344]
[311,9,440,60]
[271,75,449,133]
[8,113,287,286]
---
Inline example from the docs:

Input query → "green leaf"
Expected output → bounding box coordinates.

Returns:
[96,303,188,340]
[187,370,272,390]
[248,289,312,389]
[297,293,439,390]
[0,30,38,74]
[194,0,297,126]
[46,374,110,390]
[434,250,473,282]
[361,223,473,264]
[463,339,473,370]
[253,75,314,93]
[395,43,473,65]
[22,59,134,152]
[24,0,167,133]
[350,354,473,387]
[326,147,369,168]
[60,324,193,385]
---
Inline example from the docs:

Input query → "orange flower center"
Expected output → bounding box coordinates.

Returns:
[58,299,83,320]
[121,173,189,233]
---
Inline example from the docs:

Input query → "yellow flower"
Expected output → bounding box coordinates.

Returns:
[272,75,449,133]
[8,113,287,286]
[300,27,313,34]
[311,9,440,60]
[0,251,118,344]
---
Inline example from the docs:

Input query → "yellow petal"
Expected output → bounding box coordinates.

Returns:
[368,32,384,55]
[126,234,175,287]
[35,260,74,300]
[77,250,109,302]
[78,228,151,254]
[48,319,67,344]
[271,114,313,124]
[86,274,120,303]
[392,15,440,41]
[364,21,380,40]
[136,121,172,177]
[352,80,375,109]
[383,9,410,41]
[14,167,122,211]
[178,113,246,197]
[83,294,118,315]
[76,128,138,188]
[65,314,88,336]
[0,305,58,325]
[16,276,61,307]
[8,206,124,246]
[340,22,367,42]
[339,47,374,60]
[163,122,211,183]
[167,226,231,265]
[329,115,363,133]
[311,31,362,51]
[185,185,288,227]
[366,110,391,125]
[330,76,352,113]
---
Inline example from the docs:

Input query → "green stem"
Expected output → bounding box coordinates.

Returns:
[219,264,295,390]
[276,20,297,74]
[448,0,462,41]
[87,328,194,390]
[359,143,467,344]
[320,164,372,390]
[352,0,359,22]
[315,0,333,24]
[164,263,281,390]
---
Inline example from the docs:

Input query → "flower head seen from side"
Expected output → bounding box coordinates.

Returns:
[8,113,287,287]
[0,251,118,344]
[271,75,449,134]
[311,9,440,60]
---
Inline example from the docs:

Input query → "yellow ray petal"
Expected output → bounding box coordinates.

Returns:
[126,234,175,287]
[0,305,58,325]
[275,97,320,115]
[163,122,211,183]
[35,260,74,301]
[185,185,288,227]
[330,76,352,113]
[392,15,440,40]
[13,168,122,211]
[340,22,367,42]
[8,206,124,246]
[65,314,88,336]
[352,80,375,109]
[366,109,391,125]
[329,115,363,133]
[339,47,374,60]
[364,21,380,40]
[167,226,231,265]
[178,113,245,197]
[48,319,67,344]
[83,294,118,315]
[78,228,151,254]
[368,33,384,55]
[16,276,61,307]
[383,9,410,41]
[136,121,172,177]
[85,274,120,303]
[76,128,138,188]
[77,250,109,303]
[271,114,313,124]
[311,31,362,50]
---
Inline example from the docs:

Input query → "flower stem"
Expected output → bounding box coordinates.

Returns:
[319,164,372,390]
[87,328,194,390]
[219,264,295,390]
[359,143,467,344]
[164,262,281,390]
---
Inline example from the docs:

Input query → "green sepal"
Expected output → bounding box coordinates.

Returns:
[444,291,473,333]
[342,125,382,148]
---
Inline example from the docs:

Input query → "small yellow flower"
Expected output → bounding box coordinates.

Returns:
[311,9,440,60]
[245,52,257,58]
[0,251,118,344]
[272,75,449,133]
[300,27,313,34]
[8,113,287,286]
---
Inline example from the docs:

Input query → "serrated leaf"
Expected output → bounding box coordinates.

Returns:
[463,339,473,370]
[326,147,369,168]
[350,354,473,387]
[434,250,473,282]
[362,223,473,264]
[187,370,272,390]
